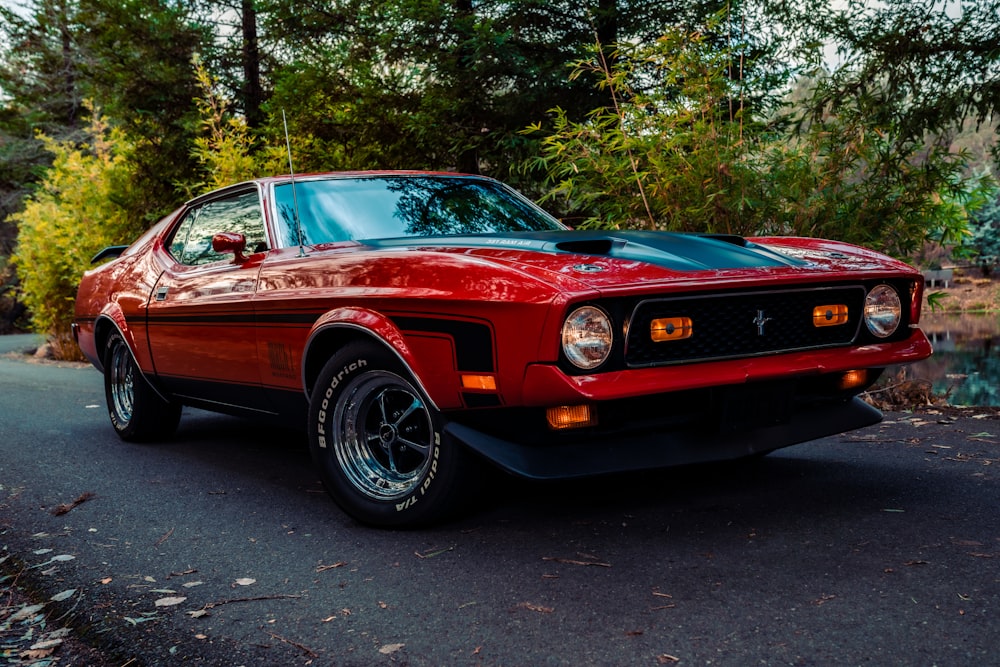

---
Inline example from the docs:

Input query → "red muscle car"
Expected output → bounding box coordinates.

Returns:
[73,172,932,526]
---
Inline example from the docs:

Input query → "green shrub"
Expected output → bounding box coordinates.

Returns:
[11,113,139,359]
[524,20,988,258]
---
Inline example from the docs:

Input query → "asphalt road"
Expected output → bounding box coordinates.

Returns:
[1,334,998,666]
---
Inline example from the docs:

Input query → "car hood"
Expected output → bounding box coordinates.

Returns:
[364,230,908,290]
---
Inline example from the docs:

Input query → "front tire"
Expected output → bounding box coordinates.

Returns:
[308,342,476,527]
[103,332,181,441]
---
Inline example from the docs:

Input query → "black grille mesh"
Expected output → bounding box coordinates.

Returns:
[625,286,866,367]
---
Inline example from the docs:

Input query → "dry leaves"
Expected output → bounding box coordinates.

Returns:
[51,491,95,516]
[154,596,187,607]
[379,643,405,655]
[316,561,347,572]
[541,554,611,568]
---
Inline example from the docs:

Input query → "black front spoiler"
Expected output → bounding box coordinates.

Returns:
[444,397,882,480]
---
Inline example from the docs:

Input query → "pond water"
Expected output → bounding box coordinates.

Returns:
[900,312,1000,407]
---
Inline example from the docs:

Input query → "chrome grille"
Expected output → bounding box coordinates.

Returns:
[625,286,866,367]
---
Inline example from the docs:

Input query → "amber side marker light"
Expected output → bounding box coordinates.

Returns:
[651,317,693,342]
[546,405,597,430]
[813,304,849,327]
[838,369,869,391]
[461,374,497,391]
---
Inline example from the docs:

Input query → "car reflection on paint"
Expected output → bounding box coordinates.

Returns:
[73,172,932,527]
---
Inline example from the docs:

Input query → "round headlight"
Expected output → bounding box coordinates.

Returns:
[864,285,902,338]
[561,306,613,370]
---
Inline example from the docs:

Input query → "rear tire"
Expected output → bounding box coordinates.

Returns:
[308,341,477,527]
[103,332,181,441]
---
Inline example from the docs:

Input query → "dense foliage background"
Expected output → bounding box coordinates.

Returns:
[1,0,998,354]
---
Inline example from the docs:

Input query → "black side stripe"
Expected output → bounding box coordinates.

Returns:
[390,316,495,373]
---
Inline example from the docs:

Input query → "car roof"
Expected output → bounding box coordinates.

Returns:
[186,171,490,207]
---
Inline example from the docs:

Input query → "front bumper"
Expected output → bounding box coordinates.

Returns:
[445,395,881,480]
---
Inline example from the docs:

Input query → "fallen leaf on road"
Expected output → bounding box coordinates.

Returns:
[20,648,56,660]
[28,638,64,651]
[541,556,611,567]
[50,589,76,602]
[154,596,187,607]
[657,654,681,664]
[379,643,405,655]
[517,602,554,613]
[30,554,75,570]
[51,491,95,516]
[316,561,347,572]
[9,604,46,622]
[124,614,159,625]
[234,578,256,586]
[168,569,198,578]
[415,545,455,559]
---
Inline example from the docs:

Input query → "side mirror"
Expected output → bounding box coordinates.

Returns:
[212,232,247,264]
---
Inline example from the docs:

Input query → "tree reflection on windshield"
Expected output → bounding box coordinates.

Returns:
[272,175,563,247]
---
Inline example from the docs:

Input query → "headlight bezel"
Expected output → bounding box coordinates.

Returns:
[863,284,902,339]
[561,305,614,371]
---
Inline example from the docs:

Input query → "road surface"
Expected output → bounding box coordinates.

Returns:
[1,334,998,665]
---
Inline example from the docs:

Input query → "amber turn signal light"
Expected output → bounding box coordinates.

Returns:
[837,369,869,391]
[546,405,597,430]
[650,317,693,342]
[461,374,497,391]
[813,304,848,327]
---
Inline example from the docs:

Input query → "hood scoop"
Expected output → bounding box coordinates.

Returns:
[550,231,802,271]
[554,238,620,256]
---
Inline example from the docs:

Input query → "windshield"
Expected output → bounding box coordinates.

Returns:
[271,175,565,247]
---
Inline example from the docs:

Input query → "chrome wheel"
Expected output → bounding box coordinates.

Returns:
[102,331,181,441]
[108,340,136,426]
[332,370,434,501]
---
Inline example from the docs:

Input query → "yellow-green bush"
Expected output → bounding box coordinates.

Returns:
[11,115,140,359]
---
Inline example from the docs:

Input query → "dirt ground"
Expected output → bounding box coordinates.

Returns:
[925,268,1000,313]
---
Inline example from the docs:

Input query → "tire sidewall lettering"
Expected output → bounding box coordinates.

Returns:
[315,357,369,448]
[395,433,441,512]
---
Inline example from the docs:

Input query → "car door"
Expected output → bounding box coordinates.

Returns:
[146,187,273,414]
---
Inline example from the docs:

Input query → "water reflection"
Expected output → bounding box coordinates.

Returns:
[903,312,1000,406]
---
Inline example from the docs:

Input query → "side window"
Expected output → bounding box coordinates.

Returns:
[168,191,268,266]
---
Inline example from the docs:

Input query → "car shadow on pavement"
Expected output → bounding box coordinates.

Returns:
[131,408,915,536]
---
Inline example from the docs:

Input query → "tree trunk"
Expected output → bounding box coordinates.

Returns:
[241,0,263,128]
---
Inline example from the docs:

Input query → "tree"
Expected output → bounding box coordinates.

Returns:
[74,0,210,222]
[258,0,727,183]
[770,0,1000,161]
[10,112,140,358]
[0,0,90,334]
[966,180,1000,276]
[525,14,992,256]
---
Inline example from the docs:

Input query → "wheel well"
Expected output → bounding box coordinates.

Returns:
[93,317,116,368]
[302,327,394,397]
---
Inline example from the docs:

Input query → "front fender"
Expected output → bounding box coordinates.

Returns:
[302,307,456,410]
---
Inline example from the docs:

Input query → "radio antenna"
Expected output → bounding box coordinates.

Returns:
[282,109,306,257]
